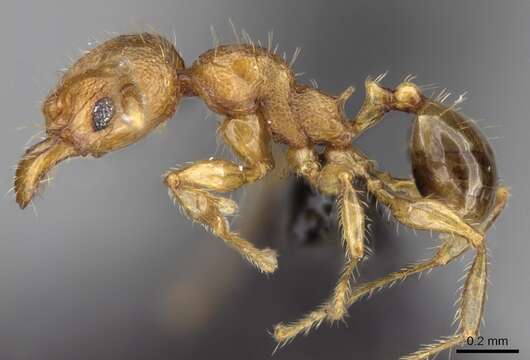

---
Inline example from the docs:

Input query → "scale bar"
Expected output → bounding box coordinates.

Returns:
[456,349,519,354]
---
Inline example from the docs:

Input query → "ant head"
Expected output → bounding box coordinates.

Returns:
[15,33,185,208]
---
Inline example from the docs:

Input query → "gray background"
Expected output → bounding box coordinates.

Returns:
[0,0,529,359]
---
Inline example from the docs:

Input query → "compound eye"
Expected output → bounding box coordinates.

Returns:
[92,97,115,131]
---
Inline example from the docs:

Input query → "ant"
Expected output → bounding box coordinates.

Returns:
[14,32,508,359]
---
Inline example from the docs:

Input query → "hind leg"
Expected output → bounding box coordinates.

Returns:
[400,244,487,360]
[372,171,421,198]
[273,150,365,346]
[365,174,484,248]
[348,233,469,304]
[363,176,508,359]
[399,186,509,359]
[345,185,509,308]
[165,113,277,273]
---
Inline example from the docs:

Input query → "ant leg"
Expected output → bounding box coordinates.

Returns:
[372,171,421,198]
[358,179,508,359]
[272,147,323,345]
[400,186,509,360]
[480,185,510,231]
[400,245,487,360]
[328,173,365,321]
[365,175,484,248]
[164,113,277,273]
[286,147,321,187]
[347,184,509,309]
[365,174,511,247]
[379,173,509,232]
[370,172,509,233]
[274,156,365,345]
[348,233,468,305]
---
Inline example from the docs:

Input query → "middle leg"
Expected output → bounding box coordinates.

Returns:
[273,148,365,345]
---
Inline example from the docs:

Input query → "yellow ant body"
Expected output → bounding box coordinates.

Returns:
[14,33,508,360]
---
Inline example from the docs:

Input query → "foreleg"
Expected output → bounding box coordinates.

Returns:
[164,113,278,273]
